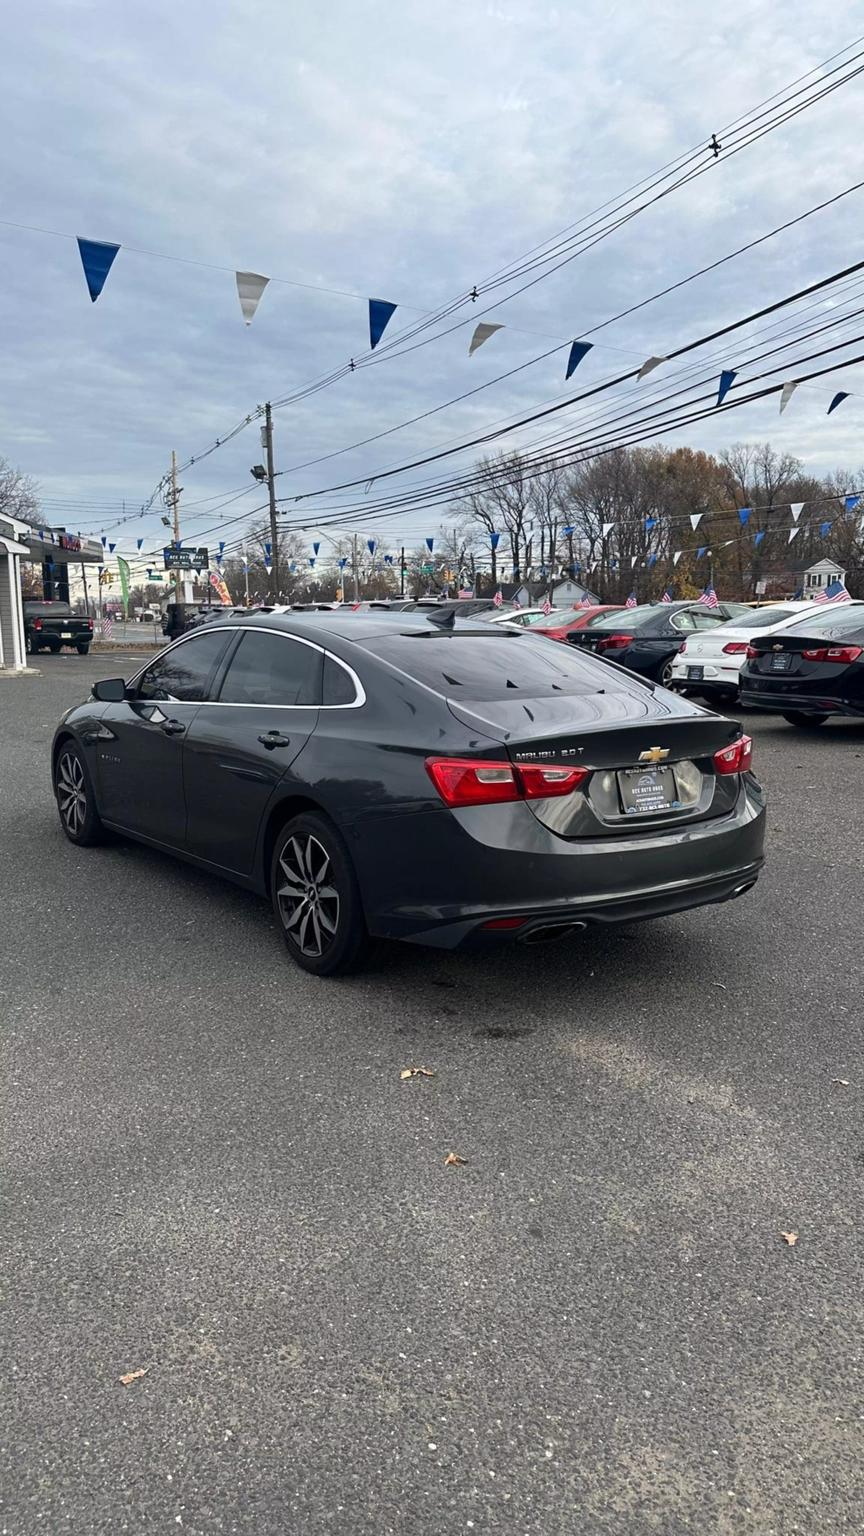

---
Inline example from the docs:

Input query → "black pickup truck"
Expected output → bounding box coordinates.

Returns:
[23,601,94,656]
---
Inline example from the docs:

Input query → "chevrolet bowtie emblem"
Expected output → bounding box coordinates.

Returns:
[639,746,669,763]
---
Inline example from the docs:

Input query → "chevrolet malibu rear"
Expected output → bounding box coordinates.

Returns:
[341,624,766,952]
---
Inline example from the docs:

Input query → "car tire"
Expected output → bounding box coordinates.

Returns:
[53,741,106,846]
[782,711,830,729]
[659,659,676,686]
[76,643,91,655]
[270,812,369,977]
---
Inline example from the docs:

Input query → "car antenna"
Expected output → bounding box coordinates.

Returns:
[425,608,456,630]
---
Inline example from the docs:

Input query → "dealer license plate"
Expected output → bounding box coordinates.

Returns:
[770,653,793,671]
[618,765,680,815]
[61,631,72,639]
[687,665,704,681]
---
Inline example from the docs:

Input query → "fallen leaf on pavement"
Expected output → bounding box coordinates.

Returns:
[400,1066,436,1080]
[780,1231,798,1247]
[712,982,728,991]
[831,1078,850,1086]
[444,1151,467,1167]
[119,1366,150,1386]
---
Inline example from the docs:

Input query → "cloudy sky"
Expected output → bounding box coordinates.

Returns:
[1,0,863,568]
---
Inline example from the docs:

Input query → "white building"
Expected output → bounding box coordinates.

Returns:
[799,557,847,596]
[0,511,31,670]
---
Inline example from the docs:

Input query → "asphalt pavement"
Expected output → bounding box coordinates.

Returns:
[2,652,863,1535]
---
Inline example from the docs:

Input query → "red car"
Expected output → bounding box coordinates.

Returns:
[526,604,628,643]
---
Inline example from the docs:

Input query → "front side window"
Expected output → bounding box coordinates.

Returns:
[137,628,232,702]
[218,630,321,705]
[670,611,696,632]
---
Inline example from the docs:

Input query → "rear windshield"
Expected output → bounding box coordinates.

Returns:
[363,631,611,700]
[774,603,864,641]
[723,606,801,629]
[24,601,72,616]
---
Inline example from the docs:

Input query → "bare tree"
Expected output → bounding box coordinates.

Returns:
[0,457,39,524]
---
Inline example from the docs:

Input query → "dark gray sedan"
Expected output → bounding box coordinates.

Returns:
[51,612,766,975]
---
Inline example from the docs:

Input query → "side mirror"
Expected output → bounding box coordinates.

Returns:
[92,677,128,702]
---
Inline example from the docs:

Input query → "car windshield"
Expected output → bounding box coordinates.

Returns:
[25,601,72,616]
[773,602,864,641]
[362,631,615,700]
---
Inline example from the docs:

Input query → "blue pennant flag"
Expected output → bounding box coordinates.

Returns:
[101,536,107,549]
[828,392,850,415]
[313,541,320,554]
[77,238,120,303]
[384,554,393,565]
[738,507,751,526]
[647,553,658,567]
[844,495,860,514]
[490,531,500,550]
[565,341,593,381]
[309,557,316,567]
[645,516,657,532]
[717,369,737,406]
[367,538,376,556]
[696,545,708,559]
[38,530,44,541]
[219,541,225,555]
[264,542,271,557]
[369,299,397,350]
[109,542,116,553]
[425,537,434,553]
[136,537,143,550]
[610,559,618,571]
[562,525,575,537]
[820,520,832,537]
[338,557,347,569]
[754,530,766,547]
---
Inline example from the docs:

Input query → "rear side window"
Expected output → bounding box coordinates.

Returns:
[137,628,231,702]
[689,611,727,631]
[322,655,358,706]
[362,633,611,700]
[218,631,321,705]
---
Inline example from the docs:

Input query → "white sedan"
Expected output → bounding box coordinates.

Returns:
[669,602,822,702]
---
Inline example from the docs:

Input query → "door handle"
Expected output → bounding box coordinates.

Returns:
[161,719,186,736]
[258,731,291,749]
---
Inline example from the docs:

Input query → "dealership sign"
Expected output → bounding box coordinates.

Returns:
[163,546,209,570]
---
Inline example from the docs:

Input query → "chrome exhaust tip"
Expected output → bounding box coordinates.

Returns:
[520,919,588,946]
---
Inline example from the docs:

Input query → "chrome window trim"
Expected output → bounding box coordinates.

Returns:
[126,625,366,709]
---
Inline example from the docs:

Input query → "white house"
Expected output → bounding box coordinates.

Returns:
[797,557,847,597]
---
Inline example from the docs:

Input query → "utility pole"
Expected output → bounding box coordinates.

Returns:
[263,402,280,602]
[352,533,360,601]
[169,450,182,604]
[400,545,405,597]
[243,544,250,607]
[80,561,90,618]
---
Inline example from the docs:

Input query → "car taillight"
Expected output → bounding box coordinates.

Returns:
[425,757,589,808]
[678,640,688,655]
[722,642,749,654]
[745,644,759,659]
[597,633,632,651]
[87,618,94,630]
[801,644,863,663]
[713,735,753,775]
[33,617,42,631]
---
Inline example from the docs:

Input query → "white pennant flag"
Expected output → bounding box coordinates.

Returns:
[601,522,615,538]
[630,555,638,568]
[236,271,270,326]
[779,380,799,415]
[637,355,667,380]
[469,322,504,357]
[672,551,683,566]
[790,502,804,523]
[788,526,801,544]
[689,513,703,531]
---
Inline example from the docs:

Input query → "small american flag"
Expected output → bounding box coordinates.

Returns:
[493,590,503,608]
[350,601,362,611]
[814,577,851,604]
[102,614,113,639]
[660,589,673,603]
[698,584,719,608]
[579,596,592,608]
[542,595,552,615]
[511,596,521,608]
[625,591,638,609]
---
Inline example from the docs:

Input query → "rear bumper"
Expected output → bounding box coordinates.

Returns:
[670,660,740,692]
[354,778,767,948]
[739,687,860,716]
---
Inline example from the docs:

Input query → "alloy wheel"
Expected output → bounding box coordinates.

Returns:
[57,752,86,837]
[276,834,340,958]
